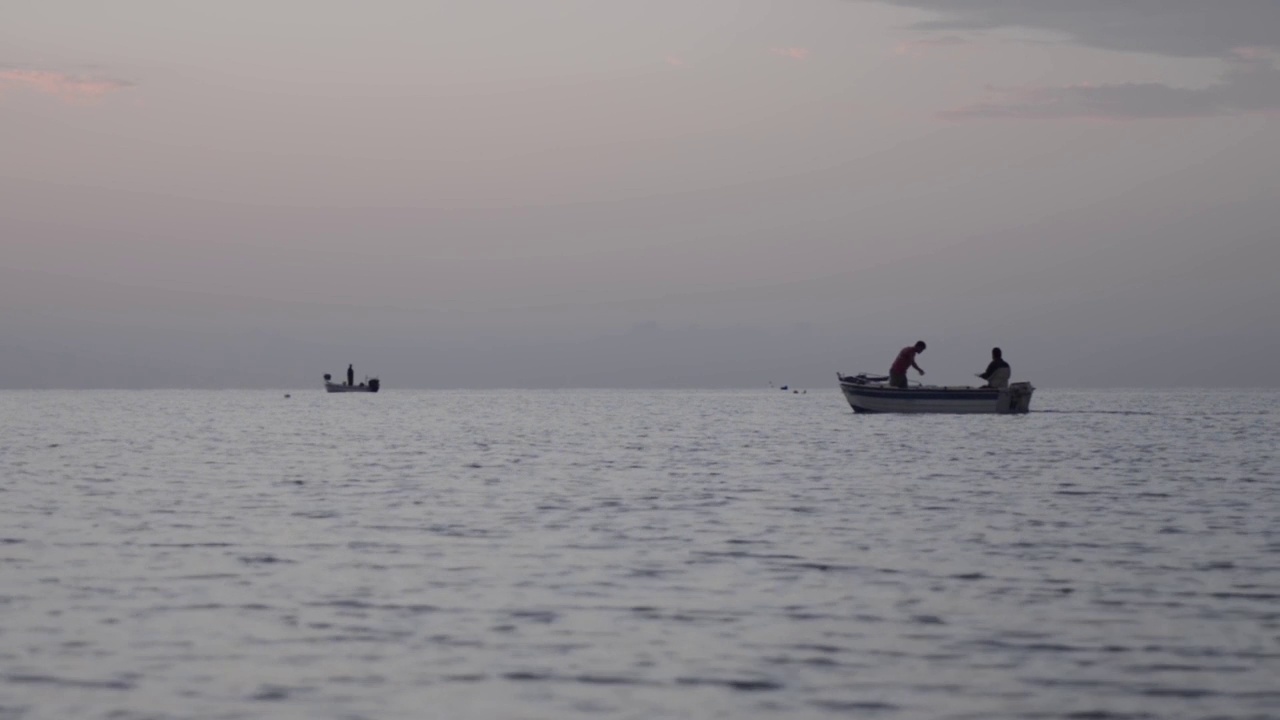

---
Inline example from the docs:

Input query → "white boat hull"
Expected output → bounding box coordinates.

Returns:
[839,374,1033,414]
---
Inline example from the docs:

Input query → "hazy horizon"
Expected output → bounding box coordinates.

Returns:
[4,1,1278,389]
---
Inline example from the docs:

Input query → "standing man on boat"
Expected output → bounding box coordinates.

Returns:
[977,347,1011,389]
[347,364,354,387]
[889,341,926,388]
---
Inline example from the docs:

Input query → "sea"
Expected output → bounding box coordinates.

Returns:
[1,389,1277,720]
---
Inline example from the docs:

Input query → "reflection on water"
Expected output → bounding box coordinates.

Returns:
[1,389,1277,719]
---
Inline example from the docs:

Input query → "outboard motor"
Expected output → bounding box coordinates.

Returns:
[1007,382,1033,413]
[368,378,380,393]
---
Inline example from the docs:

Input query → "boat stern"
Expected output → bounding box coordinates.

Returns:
[998,382,1035,413]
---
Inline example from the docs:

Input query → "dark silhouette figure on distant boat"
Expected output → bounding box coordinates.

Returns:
[347,364,354,387]
[977,347,1011,389]
[889,341,926,388]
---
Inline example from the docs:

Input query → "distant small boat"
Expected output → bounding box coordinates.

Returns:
[838,373,1033,414]
[323,373,380,393]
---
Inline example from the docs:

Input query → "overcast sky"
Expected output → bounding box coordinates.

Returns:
[3,0,1277,388]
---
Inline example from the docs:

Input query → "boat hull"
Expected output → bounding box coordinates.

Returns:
[325,382,379,393]
[839,376,1033,414]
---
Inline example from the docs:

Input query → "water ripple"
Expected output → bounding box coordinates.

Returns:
[1,388,1277,719]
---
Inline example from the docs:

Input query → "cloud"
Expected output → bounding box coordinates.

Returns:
[943,47,1280,120]
[893,35,970,57]
[860,1,1280,120]
[665,55,685,68]
[866,0,1280,59]
[0,69,133,103]
[769,47,811,61]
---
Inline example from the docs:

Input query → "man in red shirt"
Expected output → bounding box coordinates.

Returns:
[889,341,926,388]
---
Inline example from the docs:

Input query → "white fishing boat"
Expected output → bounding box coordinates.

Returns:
[837,373,1033,414]
[323,373,380,393]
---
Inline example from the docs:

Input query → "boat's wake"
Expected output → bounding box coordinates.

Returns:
[1035,409,1160,416]
[1039,409,1270,416]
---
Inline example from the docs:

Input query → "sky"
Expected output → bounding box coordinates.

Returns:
[2,0,1278,388]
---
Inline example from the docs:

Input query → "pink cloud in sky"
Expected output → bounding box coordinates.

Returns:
[769,47,810,61]
[665,55,685,68]
[1230,46,1280,63]
[0,69,132,103]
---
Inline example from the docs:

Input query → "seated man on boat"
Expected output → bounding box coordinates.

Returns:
[889,341,926,388]
[977,347,1011,389]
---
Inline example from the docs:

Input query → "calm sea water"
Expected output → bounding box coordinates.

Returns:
[1,389,1277,720]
